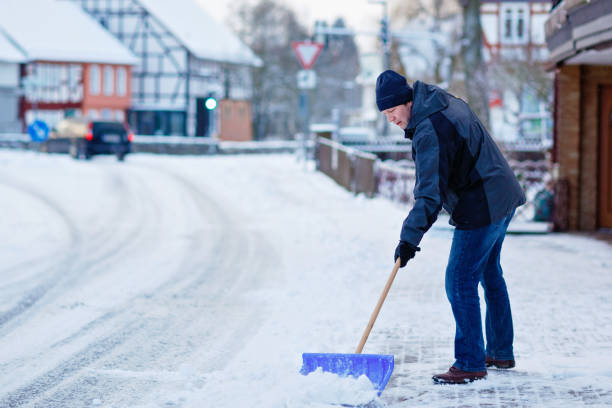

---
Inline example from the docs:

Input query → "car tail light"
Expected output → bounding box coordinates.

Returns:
[127,132,134,142]
[85,122,93,140]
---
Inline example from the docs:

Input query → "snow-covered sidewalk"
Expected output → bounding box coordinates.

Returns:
[0,151,611,408]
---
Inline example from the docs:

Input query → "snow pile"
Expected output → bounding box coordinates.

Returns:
[161,368,379,408]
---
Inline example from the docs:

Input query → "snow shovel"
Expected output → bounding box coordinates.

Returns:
[300,258,401,396]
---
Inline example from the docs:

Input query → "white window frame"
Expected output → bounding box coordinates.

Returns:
[503,8,513,40]
[516,9,525,41]
[104,66,114,96]
[500,4,529,45]
[117,67,127,96]
[90,64,100,95]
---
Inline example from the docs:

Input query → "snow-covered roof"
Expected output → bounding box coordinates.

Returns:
[138,0,262,67]
[0,0,138,65]
[0,31,26,63]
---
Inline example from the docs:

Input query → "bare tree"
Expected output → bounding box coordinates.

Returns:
[488,57,553,146]
[460,0,490,128]
[228,0,308,140]
[391,0,462,89]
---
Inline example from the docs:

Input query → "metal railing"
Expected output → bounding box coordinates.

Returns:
[316,137,378,197]
[316,137,553,226]
[0,133,312,155]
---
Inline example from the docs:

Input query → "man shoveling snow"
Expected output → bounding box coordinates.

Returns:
[376,70,526,384]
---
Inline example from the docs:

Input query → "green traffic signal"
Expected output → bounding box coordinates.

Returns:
[205,97,217,110]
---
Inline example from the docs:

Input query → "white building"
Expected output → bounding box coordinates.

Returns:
[481,0,553,150]
[64,0,262,138]
[481,0,550,61]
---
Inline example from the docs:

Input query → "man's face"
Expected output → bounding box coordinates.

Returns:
[382,102,412,129]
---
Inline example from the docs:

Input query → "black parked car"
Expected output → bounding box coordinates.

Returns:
[55,118,133,161]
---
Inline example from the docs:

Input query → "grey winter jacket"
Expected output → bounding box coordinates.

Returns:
[400,81,526,247]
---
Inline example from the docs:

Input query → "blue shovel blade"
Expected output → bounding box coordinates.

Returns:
[300,353,394,396]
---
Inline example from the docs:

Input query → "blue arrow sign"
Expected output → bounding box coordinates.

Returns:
[27,120,49,142]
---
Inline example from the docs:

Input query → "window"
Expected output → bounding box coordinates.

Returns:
[170,111,185,135]
[104,66,114,96]
[88,109,99,119]
[504,9,512,39]
[517,9,525,40]
[502,5,529,44]
[90,64,100,95]
[117,67,127,96]
[101,108,113,119]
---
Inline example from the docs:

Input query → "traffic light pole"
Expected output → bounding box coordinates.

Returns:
[369,0,390,136]
[299,90,309,157]
[368,0,390,71]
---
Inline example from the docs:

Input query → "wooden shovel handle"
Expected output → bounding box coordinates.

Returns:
[355,258,402,354]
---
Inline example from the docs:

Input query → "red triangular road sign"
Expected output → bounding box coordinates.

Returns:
[292,41,324,70]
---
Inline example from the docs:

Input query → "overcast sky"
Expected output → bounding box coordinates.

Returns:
[197,0,387,50]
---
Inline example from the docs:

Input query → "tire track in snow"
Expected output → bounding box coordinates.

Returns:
[0,159,277,407]
[0,168,151,336]
[0,166,162,406]
[0,178,81,330]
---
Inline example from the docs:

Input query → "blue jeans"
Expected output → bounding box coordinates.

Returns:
[445,211,515,372]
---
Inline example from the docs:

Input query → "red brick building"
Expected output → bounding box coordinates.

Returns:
[545,0,612,230]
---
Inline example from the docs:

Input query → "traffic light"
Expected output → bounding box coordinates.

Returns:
[380,17,389,49]
[204,94,217,110]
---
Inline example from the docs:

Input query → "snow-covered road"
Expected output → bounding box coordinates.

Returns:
[0,150,611,408]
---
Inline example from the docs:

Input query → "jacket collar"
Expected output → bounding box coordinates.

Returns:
[404,81,449,138]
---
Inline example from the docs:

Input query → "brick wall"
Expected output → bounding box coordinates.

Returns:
[555,64,612,230]
[555,65,581,230]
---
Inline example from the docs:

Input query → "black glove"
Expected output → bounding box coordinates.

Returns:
[394,240,420,267]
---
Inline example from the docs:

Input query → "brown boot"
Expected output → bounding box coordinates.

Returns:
[485,355,515,369]
[432,366,487,384]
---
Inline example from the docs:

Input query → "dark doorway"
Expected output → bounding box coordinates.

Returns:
[196,97,209,137]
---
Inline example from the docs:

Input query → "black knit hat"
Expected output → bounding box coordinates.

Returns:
[376,70,413,111]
